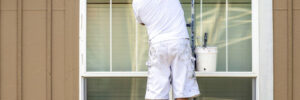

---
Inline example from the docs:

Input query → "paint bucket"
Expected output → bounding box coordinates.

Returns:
[195,47,218,72]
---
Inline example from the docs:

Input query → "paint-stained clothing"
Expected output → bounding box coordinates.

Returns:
[132,0,200,99]
[145,38,200,99]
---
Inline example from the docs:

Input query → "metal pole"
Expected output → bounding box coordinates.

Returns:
[190,0,198,68]
[190,0,197,100]
[191,0,195,52]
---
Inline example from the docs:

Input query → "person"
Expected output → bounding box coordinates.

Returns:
[132,0,200,100]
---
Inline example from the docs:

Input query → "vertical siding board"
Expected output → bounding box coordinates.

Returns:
[273,10,289,100]
[52,0,65,99]
[293,10,300,100]
[22,0,47,99]
[16,0,22,99]
[23,0,46,11]
[287,0,294,100]
[0,10,18,100]
[273,0,289,99]
[22,11,47,100]
[46,0,52,100]
[273,0,288,10]
[0,0,2,99]
[293,0,300,9]
[0,0,18,100]
[273,0,300,100]
[1,0,17,10]
[64,0,79,100]
[52,11,65,100]
[53,0,64,11]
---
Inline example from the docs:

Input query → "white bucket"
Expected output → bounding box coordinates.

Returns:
[195,47,218,72]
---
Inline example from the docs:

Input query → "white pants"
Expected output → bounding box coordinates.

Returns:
[145,38,200,100]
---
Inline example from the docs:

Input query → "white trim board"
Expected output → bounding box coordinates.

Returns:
[82,72,258,78]
[258,0,273,99]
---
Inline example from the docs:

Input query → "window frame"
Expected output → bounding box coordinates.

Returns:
[79,0,273,99]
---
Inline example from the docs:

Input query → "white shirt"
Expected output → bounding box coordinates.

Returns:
[132,0,189,44]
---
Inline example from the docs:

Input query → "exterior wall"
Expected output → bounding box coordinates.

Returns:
[0,0,79,100]
[273,0,300,100]
[0,0,299,100]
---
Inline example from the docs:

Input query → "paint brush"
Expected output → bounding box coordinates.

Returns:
[203,32,208,48]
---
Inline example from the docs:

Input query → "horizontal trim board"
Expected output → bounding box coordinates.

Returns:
[87,2,251,4]
[82,72,258,78]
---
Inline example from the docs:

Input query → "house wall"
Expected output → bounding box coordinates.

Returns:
[0,0,79,100]
[0,0,299,100]
[273,0,300,100]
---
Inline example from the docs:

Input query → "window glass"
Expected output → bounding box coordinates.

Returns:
[86,78,252,100]
[111,2,136,71]
[87,78,146,100]
[85,0,254,99]
[87,4,110,71]
[195,0,227,71]
[228,0,252,71]
[86,0,252,72]
[193,0,252,71]
[196,78,252,100]
[136,25,149,71]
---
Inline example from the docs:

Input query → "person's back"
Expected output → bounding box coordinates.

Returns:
[132,0,189,43]
[132,0,200,100]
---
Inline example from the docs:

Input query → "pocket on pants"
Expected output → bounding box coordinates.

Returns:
[146,44,158,80]
[146,45,155,67]
[188,56,196,79]
[186,44,196,79]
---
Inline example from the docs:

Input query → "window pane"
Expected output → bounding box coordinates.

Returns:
[87,4,110,71]
[193,0,252,72]
[87,78,146,100]
[136,25,149,71]
[228,0,252,71]
[196,0,227,71]
[111,2,136,71]
[87,0,149,72]
[196,78,252,100]
[180,0,191,36]
[86,78,253,100]
[87,0,110,4]
[86,0,253,72]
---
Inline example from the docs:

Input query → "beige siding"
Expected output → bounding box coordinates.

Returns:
[0,0,18,100]
[273,10,289,100]
[0,0,79,100]
[273,0,289,100]
[52,0,66,99]
[273,0,300,100]
[293,9,300,100]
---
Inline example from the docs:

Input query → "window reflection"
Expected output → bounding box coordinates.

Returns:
[87,78,253,100]
[86,0,252,72]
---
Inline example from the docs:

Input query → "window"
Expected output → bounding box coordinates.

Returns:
[86,78,252,100]
[79,0,273,100]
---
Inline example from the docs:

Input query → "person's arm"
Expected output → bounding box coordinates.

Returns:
[137,16,145,25]
[132,2,145,25]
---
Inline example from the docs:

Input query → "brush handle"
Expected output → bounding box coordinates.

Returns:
[203,32,208,47]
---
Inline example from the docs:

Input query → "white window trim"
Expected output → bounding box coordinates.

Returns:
[82,72,257,77]
[257,0,273,100]
[78,0,273,99]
